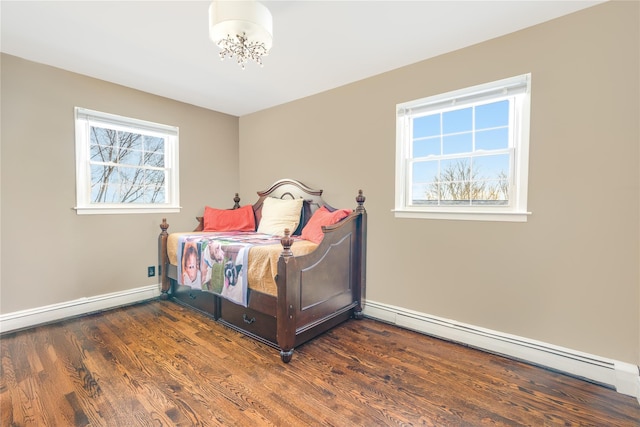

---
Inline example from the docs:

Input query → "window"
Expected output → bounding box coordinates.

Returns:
[395,74,531,222]
[74,107,180,215]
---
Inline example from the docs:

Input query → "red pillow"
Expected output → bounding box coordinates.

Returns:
[203,204,255,232]
[301,206,352,244]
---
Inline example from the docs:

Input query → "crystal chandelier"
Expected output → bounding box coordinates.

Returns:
[209,1,273,70]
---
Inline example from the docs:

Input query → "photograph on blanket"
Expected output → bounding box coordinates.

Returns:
[180,238,202,288]
[200,239,225,293]
[177,234,249,307]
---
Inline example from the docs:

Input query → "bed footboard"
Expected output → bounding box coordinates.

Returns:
[275,190,367,362]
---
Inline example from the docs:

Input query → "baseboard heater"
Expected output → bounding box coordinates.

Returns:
[363,300,640,401]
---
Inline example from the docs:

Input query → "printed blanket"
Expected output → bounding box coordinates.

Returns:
[176,232,285,307]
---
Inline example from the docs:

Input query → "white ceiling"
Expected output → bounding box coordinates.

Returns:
[1,1,603,117]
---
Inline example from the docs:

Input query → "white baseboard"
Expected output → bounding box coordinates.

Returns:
[363,300,640,400]
[0,284,161,334]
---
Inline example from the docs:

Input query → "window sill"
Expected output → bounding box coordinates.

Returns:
[74,206,181,215]
[392,209,531,222]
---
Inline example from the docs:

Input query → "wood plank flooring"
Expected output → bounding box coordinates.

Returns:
[1,300,638,426]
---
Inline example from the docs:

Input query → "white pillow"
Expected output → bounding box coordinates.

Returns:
[257,197,304,236]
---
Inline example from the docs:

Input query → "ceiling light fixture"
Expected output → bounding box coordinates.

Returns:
[208,1,273,70]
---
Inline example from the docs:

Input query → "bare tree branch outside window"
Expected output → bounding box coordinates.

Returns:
[424,159,509,206]
[89,127,166,204]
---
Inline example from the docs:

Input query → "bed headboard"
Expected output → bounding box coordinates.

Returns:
[253,179,333,234]
[193,179,335,233]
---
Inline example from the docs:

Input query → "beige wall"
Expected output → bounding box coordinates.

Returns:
[239,2,640,365]
[0,54,239,313]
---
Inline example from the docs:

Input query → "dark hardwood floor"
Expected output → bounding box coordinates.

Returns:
[1,300,638,426]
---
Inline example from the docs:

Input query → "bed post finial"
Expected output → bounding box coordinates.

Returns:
[356,189,366,213]
[280,228,294,261]
[160,218,169,235]
[233,193,241,209]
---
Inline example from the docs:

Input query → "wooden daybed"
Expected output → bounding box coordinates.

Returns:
[158,179,367,362]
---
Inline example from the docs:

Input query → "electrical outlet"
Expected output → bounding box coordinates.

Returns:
[148,266,155,277]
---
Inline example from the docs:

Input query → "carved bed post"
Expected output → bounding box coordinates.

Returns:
[277,228,296,362]
[356,189,366,213]
[354,190,367,319]
[158,218,170,300]
[280,228,294,260]
[233,193,241,209]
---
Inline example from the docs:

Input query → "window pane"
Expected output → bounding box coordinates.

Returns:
[91,184,109,203]
[146,169,165,185]
[144,136,165,167]
[412,182,439,204]
[478,179,509,203]
[90,164,106,186]
[90,164,119,203]
[90,184,102,202]
[473,154,510,181]
[413,114,440,138]
[107,168,120,185]
[118,166,134,181]
[443,133,472,155]
[443,107,472,134]
[472,155,510,204]
[144,185,165,203]
[476,128,509,151]
[439,158,474,203]
[144,136,164,151]
[91,183,120,203]
[90,127,116,162]
[413,136,440,157]
[90,127,113,146]
[119,148,142,166]
[146,170,165,203]
[90,144,110,162]
[122,185,144,203]
[412,160,439,204]
[145,152,165,167]
[476,100,509,129]
[119,131,142,150]
[412,160,438,182]
[131,135,143,150]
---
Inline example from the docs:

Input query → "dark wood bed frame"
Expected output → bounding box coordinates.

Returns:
[158,179,367,362]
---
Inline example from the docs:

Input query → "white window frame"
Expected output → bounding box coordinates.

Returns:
[74,107,180,215]
[394,74,532,222]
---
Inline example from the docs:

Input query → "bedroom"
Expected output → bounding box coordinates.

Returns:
[1,0,639,423]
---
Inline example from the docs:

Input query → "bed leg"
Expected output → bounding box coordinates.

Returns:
[353,310,364,320]
[280,349,294,363]
[159,290,170,301]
